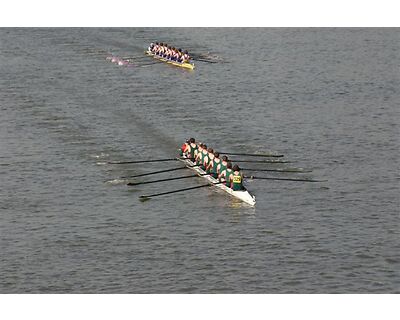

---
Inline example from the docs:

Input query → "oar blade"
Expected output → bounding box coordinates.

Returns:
[139,196,151,202]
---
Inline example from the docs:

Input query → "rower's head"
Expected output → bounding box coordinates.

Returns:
[178,48,182,52]
[160,42,163,46]
[214,152,220,158]
[203,144,207,150]
[189,138,195,143]
[208,148,213,154]
[233,164,240,172]
[226,162,232,169]
[222,155,228,162]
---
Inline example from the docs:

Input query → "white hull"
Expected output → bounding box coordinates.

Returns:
[178,157,256,207]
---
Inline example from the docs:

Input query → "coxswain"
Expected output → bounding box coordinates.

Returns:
[206,151,221,178]
[230,164,244,191]
[219,161,233,187]
[180,139,189,156]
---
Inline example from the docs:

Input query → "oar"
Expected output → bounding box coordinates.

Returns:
[243,168,312,173]
[234,159,290,164]
[139,181,224,201]
[192,57,219,63]
[128,61,162,67]
[118,164,201,179]
[220,152,284,158]
[246,176,326,182]
[107,158,191,165]
[127,173,210,186]
[122,55,149,60]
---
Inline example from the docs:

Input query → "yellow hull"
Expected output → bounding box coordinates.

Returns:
[145,51,195,70]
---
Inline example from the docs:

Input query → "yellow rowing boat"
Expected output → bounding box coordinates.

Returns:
[145,51,195,70]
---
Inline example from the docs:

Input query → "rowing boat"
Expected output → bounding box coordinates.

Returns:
[177,156,256,206]
[145,51,195,70]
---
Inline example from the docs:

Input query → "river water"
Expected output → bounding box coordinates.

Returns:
[0,28,399,293]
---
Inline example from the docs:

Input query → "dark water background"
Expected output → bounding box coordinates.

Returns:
[0,28,399,293]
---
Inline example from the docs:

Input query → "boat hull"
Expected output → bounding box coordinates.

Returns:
[145,51,195,70]
[178,157,256,206]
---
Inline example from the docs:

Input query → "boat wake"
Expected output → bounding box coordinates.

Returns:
[106,55,133,66]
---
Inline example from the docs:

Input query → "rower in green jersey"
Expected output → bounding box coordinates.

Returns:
[184,137,197,160]
[219,161,233,187]
[203,148,214,173]
[230,164,244,191]
[217,155,229,178]
[198,144,208,170]
[206,151,220,178]
[195,143,204,164]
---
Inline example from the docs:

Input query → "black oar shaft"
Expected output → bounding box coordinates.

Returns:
[128,174,206,186]
[220,152,284,158]
[247,176,326,182]
[243,168,312,173]
[122,167,186,179]
[108,158,192,165]
[235,160,290,164]
[193,58,218,63]
[121,164,201,179]
[139,181,223,199]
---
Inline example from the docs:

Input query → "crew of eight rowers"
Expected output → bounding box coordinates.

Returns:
[148,42,191,63]
[181,138,245,191]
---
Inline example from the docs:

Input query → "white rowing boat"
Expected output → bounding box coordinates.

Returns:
[177,156,256,206]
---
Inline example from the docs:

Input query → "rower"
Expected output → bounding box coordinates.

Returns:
[196,144,207,168]
[217,155,229,177]
[219,161,233,187]
[206,151,221,178]
[177,49,183,63]
[174,48,181,61]
[184,138,198,160]
[159,43,165,56]
[195,143,204,164]
[203,148,214,173]
[182,50,190,63]
[230,164,244,191]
